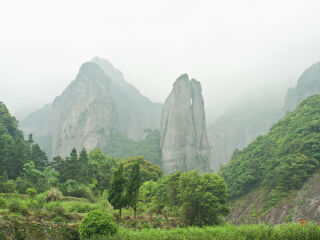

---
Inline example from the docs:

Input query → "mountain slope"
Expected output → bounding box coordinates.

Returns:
[283,61,320,114]
[208,95,282,172]
[21,58,162,159]
[221,95,320,224]
[0,102,28,178]
[208,61,320,173]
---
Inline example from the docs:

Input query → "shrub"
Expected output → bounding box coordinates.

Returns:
[26,188,37,197]
[53,216,64,223]
[60,180,93,200]
[0,180,16,193]
[0,197,7,209]
[20,207,29,216]
[70,202,97,213]
[79,210,118,239]
[46,188,63,202]
[8,201,21,213]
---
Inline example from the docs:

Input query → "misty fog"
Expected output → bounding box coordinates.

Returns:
[1,0,320,122]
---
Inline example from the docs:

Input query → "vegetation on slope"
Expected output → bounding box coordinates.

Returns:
[104,129,161,166]
[221,95,320,199]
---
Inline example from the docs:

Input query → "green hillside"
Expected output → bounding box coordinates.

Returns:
[0,102,28,179]
[221,95,320,199]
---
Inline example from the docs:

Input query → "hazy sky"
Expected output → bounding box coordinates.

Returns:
[1,0,320,121]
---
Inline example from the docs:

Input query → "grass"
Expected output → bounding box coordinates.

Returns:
[89,224,320,240]
[1,193,320,240]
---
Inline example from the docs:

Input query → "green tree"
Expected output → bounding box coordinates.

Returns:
[78,147,89,184]
[30,143,48,171]
[121,156,162,183]
[108,164,126,217]
[178,171,229,226]
[125,161,141,218]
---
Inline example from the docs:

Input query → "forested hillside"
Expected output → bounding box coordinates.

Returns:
[221,95,320,198]
[221,95,320,224]
[0,102,47,179]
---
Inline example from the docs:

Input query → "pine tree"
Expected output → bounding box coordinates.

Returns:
[27,134,34,161]
[108,164,126,218]
[31,143,48,171]
[78,147,89,184]
[125,161,141,218]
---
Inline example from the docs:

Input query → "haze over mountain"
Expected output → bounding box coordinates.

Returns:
[207,61,320,172]
[2,1,320,124]
[21,58,162,159]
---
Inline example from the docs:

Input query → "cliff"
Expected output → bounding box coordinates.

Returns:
[160,74,210,174]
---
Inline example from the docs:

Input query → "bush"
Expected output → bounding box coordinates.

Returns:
[8,201,21,213]
[0,197,7,209]
[0,180,16,193]
[70,202,97,213]
[20,207,29,216]
[79,210,118,239]
[60,180,93,200]
[26,188,37,197]
[46,188,62,202]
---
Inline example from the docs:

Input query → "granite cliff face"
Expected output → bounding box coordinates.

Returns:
[21,58,162,158]
[91,57,162,141]
[51,62,113,158]
[160,74,210,174]
[283,61,320,114]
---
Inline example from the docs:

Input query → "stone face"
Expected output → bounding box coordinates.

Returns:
[91,57,162,141]
[21,58,162,159]
[160,74,210,174]
[51,62,113,158]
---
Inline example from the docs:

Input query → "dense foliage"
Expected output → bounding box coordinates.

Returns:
[0,102,48,179]
[221,95,320,199]
[104,129,161,166]
[138,171,229,226]
[108,164,126,217]
[79,210,118,239]
[120,156,162,183]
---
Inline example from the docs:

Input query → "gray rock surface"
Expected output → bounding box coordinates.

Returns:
[51,62,113,158]
[160,74,210,174]
[21,58,162,159]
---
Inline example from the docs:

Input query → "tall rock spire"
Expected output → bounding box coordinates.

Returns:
[160,74,210,174]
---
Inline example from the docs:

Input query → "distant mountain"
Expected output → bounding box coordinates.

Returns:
[208,61,320,172]
[221,95,320,224]
[20,104,52,158]
[208,94,282,172]
[283,61,320,114]
[21,58,162,159]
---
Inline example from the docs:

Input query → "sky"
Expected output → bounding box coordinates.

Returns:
[1,0,320,121]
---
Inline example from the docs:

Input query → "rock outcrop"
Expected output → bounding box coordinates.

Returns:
[21,58,162,159]
[160,74,210,174]
[51,62,113,157]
